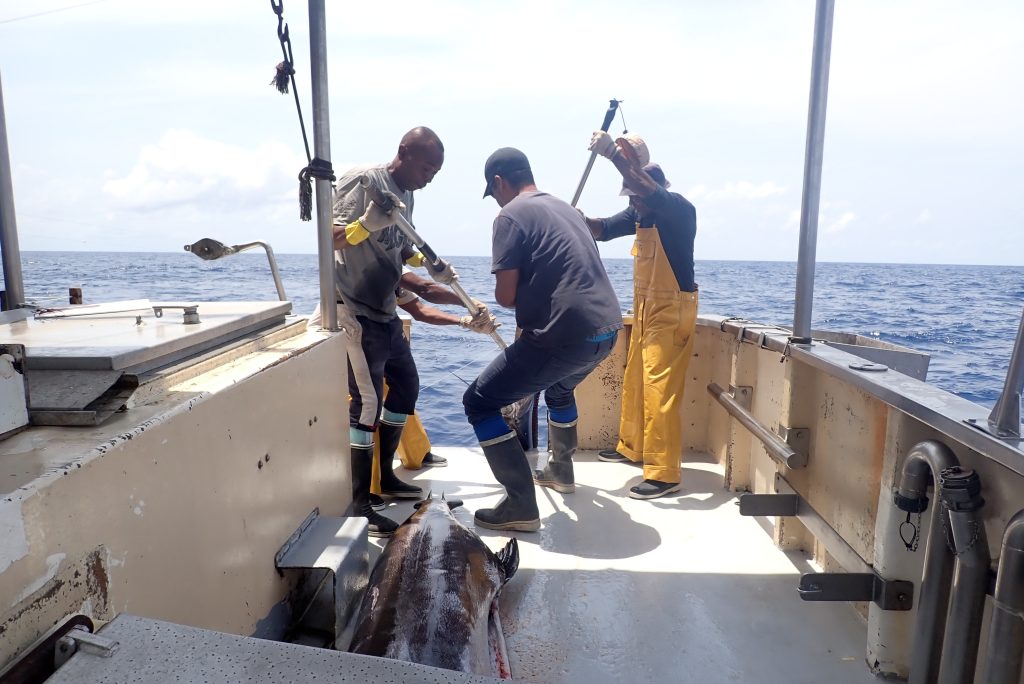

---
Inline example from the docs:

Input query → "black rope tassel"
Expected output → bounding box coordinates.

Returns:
[270,61,294,94]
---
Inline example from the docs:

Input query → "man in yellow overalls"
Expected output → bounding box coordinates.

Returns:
[582,133,698,500]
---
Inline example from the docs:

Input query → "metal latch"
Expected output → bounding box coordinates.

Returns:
[55,625,119,668]
[152,305,200,325]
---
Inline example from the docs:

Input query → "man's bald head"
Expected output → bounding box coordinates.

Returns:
[391,126,445,192]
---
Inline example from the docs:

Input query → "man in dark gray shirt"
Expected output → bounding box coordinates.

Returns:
[462,147,622,532]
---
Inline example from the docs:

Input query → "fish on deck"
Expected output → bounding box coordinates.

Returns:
[349,495,519,677]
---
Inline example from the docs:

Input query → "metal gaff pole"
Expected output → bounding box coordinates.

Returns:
[570,99,620,208]
[358,178,508,350]
[307,0,337,330]
[792,0,835,342]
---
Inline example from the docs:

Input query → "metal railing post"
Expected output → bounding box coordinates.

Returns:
[792,0,835,342]
[987,308,1024,439]
[0,70,26,311]
[307,0,337,331]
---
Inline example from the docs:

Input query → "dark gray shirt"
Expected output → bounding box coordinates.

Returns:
[332,164,414,322]
[492,191,622,347]
[597,187,697,292]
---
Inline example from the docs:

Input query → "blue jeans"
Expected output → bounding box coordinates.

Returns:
[463,333,617,442]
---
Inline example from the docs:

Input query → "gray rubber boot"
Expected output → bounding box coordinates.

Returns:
[350,444,399,538]
[534,419,576,493]
[475,432,541,532]
[376,421,423,499]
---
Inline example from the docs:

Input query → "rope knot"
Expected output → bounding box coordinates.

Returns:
[298,158,336,221]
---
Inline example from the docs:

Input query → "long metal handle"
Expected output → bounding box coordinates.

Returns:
[707,382,806,468]
[570,99,620,207]
[359,178,507,349]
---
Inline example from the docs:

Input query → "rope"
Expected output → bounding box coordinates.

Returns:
[268,0,334,221]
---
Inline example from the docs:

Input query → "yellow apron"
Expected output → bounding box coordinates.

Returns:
[616,223,698,484]
[370,386,432,495]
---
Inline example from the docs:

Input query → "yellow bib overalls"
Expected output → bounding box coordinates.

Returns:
[616,223,698,484]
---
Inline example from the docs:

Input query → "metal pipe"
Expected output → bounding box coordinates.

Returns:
[792,0,835,342]
[307,0,337,331]
[937,467,990,684]
[0,71,26,311]
[987,308,1024,439]
[706,382,805,468]
[981,509,1024,684]
[894,440,960,684]
[184,238,287,301]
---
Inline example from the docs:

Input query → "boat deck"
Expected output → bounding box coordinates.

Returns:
[376,446,880,684]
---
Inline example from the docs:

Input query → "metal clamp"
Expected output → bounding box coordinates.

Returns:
[152,305,200,325]
[737,475,914,611]
[55,625,119,668]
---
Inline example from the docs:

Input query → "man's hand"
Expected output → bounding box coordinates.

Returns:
[358,196,405,233]
[459,304,500,334]
[428,258,457,285]
[588,130,618,159]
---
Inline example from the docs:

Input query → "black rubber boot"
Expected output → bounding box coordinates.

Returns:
[350,444,398,538]
[475,433,540,532]
[534,419,576,493]
[377,421,423,499]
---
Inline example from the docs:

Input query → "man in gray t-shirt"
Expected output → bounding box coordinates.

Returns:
[463,147,622,533]
[328,127,495,538]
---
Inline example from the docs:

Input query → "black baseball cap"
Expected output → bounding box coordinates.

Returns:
[483,147,532,198]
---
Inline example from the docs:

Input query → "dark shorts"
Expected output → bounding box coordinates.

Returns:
[346,316,419,431]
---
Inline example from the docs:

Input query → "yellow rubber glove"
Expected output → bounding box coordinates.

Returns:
[344,220,370,245]
[405,252,426,267]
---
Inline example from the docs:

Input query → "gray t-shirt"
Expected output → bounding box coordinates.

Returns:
[332,164,414,322]
[492,191,623,347]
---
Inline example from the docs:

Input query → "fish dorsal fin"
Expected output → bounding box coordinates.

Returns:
[496,538,519,581]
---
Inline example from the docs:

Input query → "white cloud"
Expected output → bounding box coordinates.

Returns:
[687,181,786,202]
[102,130,306,211]
[825,211,856,235]
[913,210,931,224]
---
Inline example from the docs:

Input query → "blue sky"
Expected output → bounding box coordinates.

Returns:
[1,0,1021,264]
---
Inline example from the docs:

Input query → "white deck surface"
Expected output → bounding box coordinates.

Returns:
[375,447,881,684]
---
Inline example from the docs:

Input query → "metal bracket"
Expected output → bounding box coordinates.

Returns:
[152,305,200,325]
[798,573,914,611]
[55,625,119,668]
[738,493,800,517]
[729,385,752,411]
[777,425,810,465]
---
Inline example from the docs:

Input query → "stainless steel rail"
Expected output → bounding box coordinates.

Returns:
[706,382,807,469]
[981,509,1024,684]
[184,238,287,301]
[895,440,960,684]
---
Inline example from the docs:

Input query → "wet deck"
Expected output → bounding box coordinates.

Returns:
[375,447,880,684]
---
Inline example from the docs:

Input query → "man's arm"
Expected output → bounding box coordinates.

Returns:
[399,271,463,306]
[398,298,461,326]
[494,268,519,308]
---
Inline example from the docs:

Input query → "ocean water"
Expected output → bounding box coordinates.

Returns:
[12,252,1024,446]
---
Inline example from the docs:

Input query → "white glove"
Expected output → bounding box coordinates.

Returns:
[588,130,617,159]
[459,309,500,334]
[358,197,405,233]
[428,258,457,285]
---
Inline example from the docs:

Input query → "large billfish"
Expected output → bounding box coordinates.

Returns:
[349,495,519,677]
